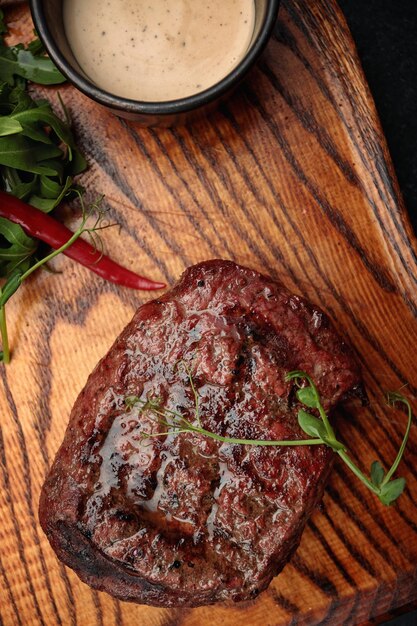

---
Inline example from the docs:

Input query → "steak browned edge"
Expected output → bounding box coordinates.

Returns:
[39,260,362,607]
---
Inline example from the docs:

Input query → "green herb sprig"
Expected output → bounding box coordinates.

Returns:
[0,193,111,363]
[125,365,412,506]
[0,13,65,86]
[0,11,87,362]
[286,371,411,506]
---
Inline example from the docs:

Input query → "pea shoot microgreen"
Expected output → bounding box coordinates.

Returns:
[286,371,411,505]
[124,365,412,506]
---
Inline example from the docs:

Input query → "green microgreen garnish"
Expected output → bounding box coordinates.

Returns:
[287,372,411,505]
[125,362,323,447]
[124,366,412,506]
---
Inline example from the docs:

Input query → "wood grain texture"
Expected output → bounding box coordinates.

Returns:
[1,1,417,625]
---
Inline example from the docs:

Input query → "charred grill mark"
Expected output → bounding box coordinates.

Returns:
[228,345,249,393]
[39,259,360,606]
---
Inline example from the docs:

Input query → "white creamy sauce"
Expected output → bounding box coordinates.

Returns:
[63,0,256,102]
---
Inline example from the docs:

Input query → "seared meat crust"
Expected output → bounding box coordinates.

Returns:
[39,260,361,606]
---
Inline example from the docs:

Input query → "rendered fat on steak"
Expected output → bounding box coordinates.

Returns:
[39,260,361,607]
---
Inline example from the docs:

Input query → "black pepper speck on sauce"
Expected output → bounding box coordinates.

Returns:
[63,0,255,101]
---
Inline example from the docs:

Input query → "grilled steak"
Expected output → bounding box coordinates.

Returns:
[39,260,361,607]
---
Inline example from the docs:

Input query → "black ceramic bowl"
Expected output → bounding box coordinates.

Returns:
[30,0,280,125]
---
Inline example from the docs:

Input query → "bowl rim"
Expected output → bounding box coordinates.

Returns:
[29,0,280,116]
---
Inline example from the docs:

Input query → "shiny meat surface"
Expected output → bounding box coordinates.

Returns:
[39,260,362,606]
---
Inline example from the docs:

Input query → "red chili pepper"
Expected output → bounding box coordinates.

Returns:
[0,191,165,291]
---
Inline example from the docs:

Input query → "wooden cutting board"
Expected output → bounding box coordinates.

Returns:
[1,1,417,625]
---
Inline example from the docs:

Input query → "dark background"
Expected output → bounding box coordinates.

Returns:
[339,0,417,236]
[339,2,416,624]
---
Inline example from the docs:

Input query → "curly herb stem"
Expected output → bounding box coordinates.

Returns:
[18,213,89,283]
[382,394,412,486]
[127,367,412,506]
[286,371,411,504]
[176,426,324,447]
[336,449,380,495]
[0,301,9,364]
[130,396,323,447]
[0,197,95,310]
